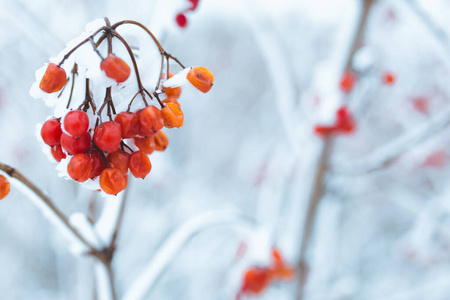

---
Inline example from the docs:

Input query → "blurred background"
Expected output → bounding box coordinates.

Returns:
[1,0,450,299]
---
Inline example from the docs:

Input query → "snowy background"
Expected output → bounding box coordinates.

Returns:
[1,0,450,299]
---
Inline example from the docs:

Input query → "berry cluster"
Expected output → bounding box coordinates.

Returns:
[34,18,214,195]
[176,0,200,28]
[314,106,355,136]
[0,175,10,200]
[237,248,295,299]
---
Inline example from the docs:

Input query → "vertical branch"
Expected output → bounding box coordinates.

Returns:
[295,1,376,299]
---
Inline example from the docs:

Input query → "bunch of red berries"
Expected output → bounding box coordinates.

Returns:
[34,18,214,195]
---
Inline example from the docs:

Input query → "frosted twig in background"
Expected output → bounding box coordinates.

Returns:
[122,210,254,300]
[333,106,450,175]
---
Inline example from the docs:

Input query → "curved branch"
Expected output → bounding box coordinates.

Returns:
[122,211,254,300]
[0,162,98,254]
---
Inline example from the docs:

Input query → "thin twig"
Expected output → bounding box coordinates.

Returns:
[295,1,376,299]
[333,106,450,175]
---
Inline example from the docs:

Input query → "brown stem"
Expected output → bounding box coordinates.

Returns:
[105,261,118,300]
[112,20,164,52]
[295,1,375,300]
[0,162,98,254]
[66,63,78,109]
[58,26,107,67]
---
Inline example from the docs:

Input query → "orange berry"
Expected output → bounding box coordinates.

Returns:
[240,267,272,295]
[39,63,67,93]
[187,66,214,93]
[100,54,131,83]
[107,150,130,175]
[0,175,10,200]
[128,151,152,179]
[339,70,356,94]
[161,102,184,128]
[152,131,169,151]
[134,136,155,154]
[163,72,182,99]
[162,97,181,108]
[99,168,127,195]
[137,106,164,137]
[67,154,93,182]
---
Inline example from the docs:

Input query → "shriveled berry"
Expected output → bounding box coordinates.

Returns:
[107,150,130,175]
[61,132,91,155]
[0,175,10,200]
[240,267,272,295]
[51,145,66,162]
[339,71,356,94]
[335,106,355,133]
[152,131,169,151]
[100,54,131,83]
[128,151,152,179]
[270,248,295,280]
[161,102,184,128]
[64,110,90,138]
[176,13,188,28]
[187,66,214,93]
[90,149,107,178]
[134,137,155,154]
[39,63,67,93]
[100,168,127,195]
[114,112,140,138]
[138,106,164,137]
[163,97,181,108]
[67,154,93,182]
[41,118,62,146]
[94,121,122,153]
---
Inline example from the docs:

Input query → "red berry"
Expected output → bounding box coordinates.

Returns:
[61,132,91,155]
[64,110,90,138]
[41,118,62,146]
[90,149,107,178]
[107,150,130,175]
[67,154,93,182]
[188,0,200,10]
[240,267,272,295]
[100,168,127,195]
[335,106,355,133]
[269,248,295,280]
[138,106,164,137]
[382,71,396,85]
[128,151,152,179]
[94,121,122,153]
[51,145,66,162]
[187,67,214,93]
[114,112,140,138]
[39,63,67,93]
[0,175,10,200]
[176,13,188,28]
[152,131,169,151]
[134,137,155,154]
[100,54,131,83]
[412,97,429,114]
[339,71,356,94]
